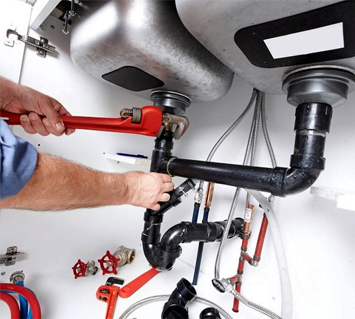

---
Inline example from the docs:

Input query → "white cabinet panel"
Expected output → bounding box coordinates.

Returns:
[0,0,32,83]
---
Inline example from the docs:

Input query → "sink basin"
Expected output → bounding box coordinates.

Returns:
[70,0,234,107]
[176,0,355,94]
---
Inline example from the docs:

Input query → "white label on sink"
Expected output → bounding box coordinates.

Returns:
[264,22,344,59]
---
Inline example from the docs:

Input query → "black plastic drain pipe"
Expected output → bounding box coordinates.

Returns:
[161,103,332,197]
[141,130,243,270]
[161,278,196,319]
[142,103,331,270]
[161,278,222,319]
[143,218,243,270]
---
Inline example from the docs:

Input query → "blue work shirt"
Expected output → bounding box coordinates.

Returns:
[0,120,38,199]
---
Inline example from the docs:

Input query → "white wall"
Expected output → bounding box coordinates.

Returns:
[1,4,355,319]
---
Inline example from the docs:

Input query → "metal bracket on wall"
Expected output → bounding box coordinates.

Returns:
[0,246,26,266]
[5,28,56,58]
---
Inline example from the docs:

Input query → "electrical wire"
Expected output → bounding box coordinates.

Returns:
[0,291,21,319]
[118,294,233,319]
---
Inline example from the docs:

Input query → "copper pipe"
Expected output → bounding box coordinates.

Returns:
[233,235,249,312]
[204,182,215,208]
[233,205,254,312]
[243,253,252,264]
[253,214,269,263]
[243,204,254,234]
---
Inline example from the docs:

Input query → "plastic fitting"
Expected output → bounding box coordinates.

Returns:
[200,307,221,319]
[161,102,333,197]
[142,218,243,270]
[161,278,196,319]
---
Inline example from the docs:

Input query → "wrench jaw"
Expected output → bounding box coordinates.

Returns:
[118,107,189,139]
[160,113,189,140]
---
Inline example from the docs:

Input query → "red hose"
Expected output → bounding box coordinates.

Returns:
[254,214,269,260]
[0,291,20,319]
[0,284,41,319]
[233,236,249,312]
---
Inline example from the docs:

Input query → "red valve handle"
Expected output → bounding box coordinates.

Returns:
[0,106,163,137]
[72,259,87,279]
[98,251,120,275]
[118,267,161,298]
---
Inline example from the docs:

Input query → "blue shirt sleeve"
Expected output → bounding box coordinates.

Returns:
[0,120,38,199]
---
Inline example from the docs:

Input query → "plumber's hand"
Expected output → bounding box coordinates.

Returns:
[0,77,75,136]
[123,172,174,210]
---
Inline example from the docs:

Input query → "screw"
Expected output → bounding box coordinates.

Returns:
[35,40,39,45]
[38,50,44,55]
[1,272,6,276]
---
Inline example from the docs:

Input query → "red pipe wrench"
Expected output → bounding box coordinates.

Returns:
[96,277,124,319]
[0,106,162,137]
[96,268,160,319]
[0,106,189,139]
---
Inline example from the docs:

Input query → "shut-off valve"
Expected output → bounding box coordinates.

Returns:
[98,246,136,275]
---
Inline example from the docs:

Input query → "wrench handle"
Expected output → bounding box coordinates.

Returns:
[0,106,162,137]
[118,267,161,298]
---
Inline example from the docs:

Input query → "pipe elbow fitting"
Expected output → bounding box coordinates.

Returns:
[161,278,196,319]
[142,242,182,271]
[280,168,321,196]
